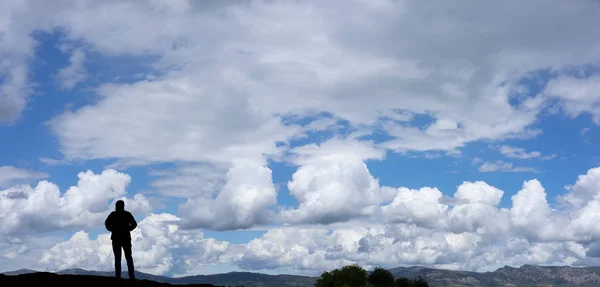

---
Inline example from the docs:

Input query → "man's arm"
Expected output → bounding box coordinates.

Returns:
[129,212,138,231]
[105,213,113,232]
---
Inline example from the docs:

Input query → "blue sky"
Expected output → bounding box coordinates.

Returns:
[2,0,600,277]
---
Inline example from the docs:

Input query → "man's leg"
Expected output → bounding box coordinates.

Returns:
[111,240,122,279]
[123,241,135,280]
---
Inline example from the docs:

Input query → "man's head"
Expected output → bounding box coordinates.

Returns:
[116,200,125,211]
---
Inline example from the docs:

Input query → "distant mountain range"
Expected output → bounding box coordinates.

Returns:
[3,268,316,287]
[5,265,600,286]
[389,265,600,287]
[0,272,215,287]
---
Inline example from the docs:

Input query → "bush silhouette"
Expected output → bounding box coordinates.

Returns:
[315,264,368,287]
[315,264,429,287]
[367,267,394,287]
[394,276,429,287]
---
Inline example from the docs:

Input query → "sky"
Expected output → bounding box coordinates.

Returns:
[2,0,600,278]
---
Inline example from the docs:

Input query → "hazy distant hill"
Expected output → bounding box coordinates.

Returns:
[0,272,215,287]
[56,268,173,283]
[6,265,600,286]
[2,269,38,276]
[170,272,317,287]
[389,264,600,286]
[32,268,317,287]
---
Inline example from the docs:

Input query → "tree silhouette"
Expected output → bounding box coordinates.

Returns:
[394,276,430,287]
[367,267,394,287]
[414,276,429,287]
[315,264,367,287]
[315,270,336,287]
[315,264,429,287]
[394,277,412,287]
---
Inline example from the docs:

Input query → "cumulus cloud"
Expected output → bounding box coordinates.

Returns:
[281,139,394,225]
[0,234,63,272]
[178,164,278,231]
[38,213,236,276]
[0,166,48,188]
[446,182,511,238]
[5,0,600,276]
[277,166,600,271]
[234,166,600,273]
[509,180,569,242]
[382,187,447,229]
[4,165,600,275]
[0,169,151,234]
[559,166,600,209]
[239,227,337,271]
[283,157,382,225]
[5,0,597,233]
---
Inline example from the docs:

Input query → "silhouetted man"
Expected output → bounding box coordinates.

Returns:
[105,200,137,280]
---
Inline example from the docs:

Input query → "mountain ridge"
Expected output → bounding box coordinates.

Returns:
[5,265,600,286]
[0,272,215,287]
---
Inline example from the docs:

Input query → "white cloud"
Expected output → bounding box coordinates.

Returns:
[5,0,600,276]
[287,138,386,165]
[38,213,236,276]
[300,117,341,133]
[382,187,447,229]
[0,169,151,234]
[0,166,48,189]
[0,234,63,272]
[281,139,394,225]
[510,180,569,242]
[239,227,337,272]
[0,1,35,123]
[37,0,600,168]
[56,48,86,90]
[496,145,555,160]
[544,75,600,124]
[283,157,382,225]
[4,165,600,275]
[48,71,301,166]
[234,223,573,274]
[234,166,600,273]
[477,160,538,173]
[8,0,597,232]
[446,181,511,236]
[559,166,600,209]
[0,0,66,123]
[149,164,228,198]
[455,181,504,206]
[178,164,278,231]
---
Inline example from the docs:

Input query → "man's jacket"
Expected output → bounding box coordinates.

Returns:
[105,210,137,241]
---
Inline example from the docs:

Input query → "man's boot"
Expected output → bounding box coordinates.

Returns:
[128,260,135,280]
[115,261,121,279]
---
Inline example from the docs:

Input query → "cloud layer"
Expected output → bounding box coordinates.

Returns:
[0,166,48,189]
[2,0,600,278]
[0,170,150,235]
[0,165,596,275]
